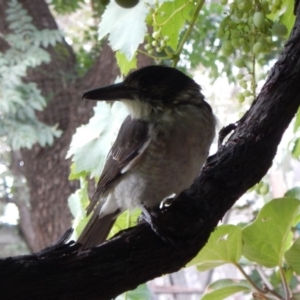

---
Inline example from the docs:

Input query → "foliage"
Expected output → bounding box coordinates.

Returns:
[182,3,229,80]
[49,0,85,14]
[201,279,251,300]
[115,283,151,300]
[67,100,127,179]
[50,0,107,15]
[292,108,300,159]
[68,178,90,239]
[242,198,299,268]
[188,198,300,299]
[189,225,243,271]
[217,0,292,101]
[0,0,63,149]
[98,0,149,61]
[49,0,105,75]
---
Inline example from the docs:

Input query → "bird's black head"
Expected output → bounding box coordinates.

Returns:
[82,65,203,107]
[123,65,202,105]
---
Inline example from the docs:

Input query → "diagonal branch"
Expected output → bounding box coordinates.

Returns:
[1,3,300,300]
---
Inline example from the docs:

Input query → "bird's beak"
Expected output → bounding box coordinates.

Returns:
[82,83,136,101]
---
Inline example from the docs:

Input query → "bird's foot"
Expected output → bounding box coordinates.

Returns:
[140,204,175,246]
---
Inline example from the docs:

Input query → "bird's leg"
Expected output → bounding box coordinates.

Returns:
[140,204,175,246]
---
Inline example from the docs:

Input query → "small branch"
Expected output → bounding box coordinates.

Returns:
[173,0,205,67]
[235,264,283,300]
[150,284,203,294]
[235,264,265,295]
[137,49,169,60]
[279,267,290,300]
[256,265,275,291]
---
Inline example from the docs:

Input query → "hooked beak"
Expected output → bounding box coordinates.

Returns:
[82,83,137,101]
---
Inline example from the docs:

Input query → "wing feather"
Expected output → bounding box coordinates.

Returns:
[86,116,149,214]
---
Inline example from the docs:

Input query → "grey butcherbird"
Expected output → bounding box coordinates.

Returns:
[77,65,216,249]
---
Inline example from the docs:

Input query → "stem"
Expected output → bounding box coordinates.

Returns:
[172,0,206,67]
[279,267,290,300]
[235,263,265,293]
[256,265,283,299]
[256,265,275,291]
[164,47,175,58]
[252,53,256,98]
[234,263,283,300]
[137,49,170,60]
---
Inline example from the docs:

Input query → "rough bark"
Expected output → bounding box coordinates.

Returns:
[1,2,300,300]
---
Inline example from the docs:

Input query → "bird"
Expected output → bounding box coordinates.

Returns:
[77,65,216,249]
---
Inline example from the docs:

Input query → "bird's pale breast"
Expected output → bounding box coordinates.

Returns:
[113,104,215,210]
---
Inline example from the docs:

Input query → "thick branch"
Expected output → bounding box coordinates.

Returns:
[1,5,300,300]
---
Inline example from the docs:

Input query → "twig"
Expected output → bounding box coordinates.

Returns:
[234,263,283,300]
[173,0,205,67]
[279,267,290,300]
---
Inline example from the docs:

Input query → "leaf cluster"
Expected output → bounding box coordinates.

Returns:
[49,0,85,14]
[0,0,63,149]
[188,197,300,299]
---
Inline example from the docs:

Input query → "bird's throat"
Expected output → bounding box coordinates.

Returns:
[122,100,153,120]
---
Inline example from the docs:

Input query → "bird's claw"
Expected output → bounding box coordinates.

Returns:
[140,204,175,246]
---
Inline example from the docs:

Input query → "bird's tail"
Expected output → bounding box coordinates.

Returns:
[77,209,120,250]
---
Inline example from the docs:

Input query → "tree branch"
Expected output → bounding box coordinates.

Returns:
[1,3,300,300]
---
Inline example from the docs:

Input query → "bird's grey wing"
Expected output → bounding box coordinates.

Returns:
[86,116,149,215]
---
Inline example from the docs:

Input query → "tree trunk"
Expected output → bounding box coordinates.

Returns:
[0,0,119,251]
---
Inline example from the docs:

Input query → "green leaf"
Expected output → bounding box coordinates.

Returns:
[201,279,251,300]
[67,101,127,178]
[108,208,141,239]
[292,138,300,159]
[71,138,110,177]
[98,0,148,60]
[279,0,295,37]
[285,187,300,200]
[68,163,89,180]
[294,108,300,133]
[116,284,151,300]
[68,179,92,238]
[156,0,195,51]
[68,179,89,218]
[116,51,137,75]
[0,0,62,150]
[50,0,85,14]
[188,225,242,270]
[285,237,300,275]
[242,198,300,268]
